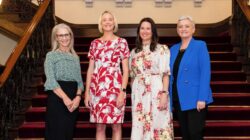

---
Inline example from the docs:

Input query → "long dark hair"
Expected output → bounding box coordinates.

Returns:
[135,17,158,53]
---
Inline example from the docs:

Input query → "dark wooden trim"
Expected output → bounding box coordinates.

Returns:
[236,0,250,23]
[0,26,20,41]
[0,64,4,74]
[0,0,51,87]
[57,16,231,37]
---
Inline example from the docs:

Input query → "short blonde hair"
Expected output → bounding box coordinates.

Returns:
[98,11,118,33]
[178,16,195,28]
[51,23,77,56]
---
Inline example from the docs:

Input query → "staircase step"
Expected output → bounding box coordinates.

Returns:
[211,81,250,92]
[206,44,233,52]
[0,18,25,37]
[18,120,250,138]
[210,52,237,61]
[25,106,250,122]
[213,93,250,105]
[211,61,242,71]
[0,13,22,22]
[211,71,246,81]
[15,137,250,140]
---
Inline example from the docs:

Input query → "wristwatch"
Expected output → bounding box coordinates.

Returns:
[120,88,126,92]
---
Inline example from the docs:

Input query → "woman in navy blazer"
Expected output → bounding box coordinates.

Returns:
[169,16,213,140]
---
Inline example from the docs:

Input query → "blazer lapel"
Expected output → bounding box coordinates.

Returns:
[170,43,181,73]
[178,38,195,78]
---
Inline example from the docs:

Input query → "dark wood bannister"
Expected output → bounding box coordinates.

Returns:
[232,0,250,81]
[0,0,55,139]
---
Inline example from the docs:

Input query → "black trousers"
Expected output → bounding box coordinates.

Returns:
[174,101,207,140]
[45,81,78,140]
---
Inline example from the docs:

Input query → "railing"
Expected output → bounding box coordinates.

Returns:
[231,0,250,81]
[0,0,55,139]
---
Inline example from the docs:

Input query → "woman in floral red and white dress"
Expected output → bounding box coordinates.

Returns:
[84,11,129,140]
[129,17,174,140]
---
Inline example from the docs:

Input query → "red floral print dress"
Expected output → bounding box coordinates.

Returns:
[129,44,174,140]
[88,38,129,124]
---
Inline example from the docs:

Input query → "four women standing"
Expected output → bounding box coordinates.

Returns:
[44,13,212,140]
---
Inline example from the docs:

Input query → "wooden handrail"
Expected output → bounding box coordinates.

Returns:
[236,0,250,23]
[0,0,51,87]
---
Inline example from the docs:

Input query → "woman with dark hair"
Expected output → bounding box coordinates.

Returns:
[129,17,174,140]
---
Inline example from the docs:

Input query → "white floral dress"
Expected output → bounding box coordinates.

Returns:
[129,44,174,140]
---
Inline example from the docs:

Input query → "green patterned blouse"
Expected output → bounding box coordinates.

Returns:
[44,51,84,91]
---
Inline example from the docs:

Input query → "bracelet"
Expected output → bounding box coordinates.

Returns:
[161,90,169,94]
[76,94,82,97]
[120,88,126,93]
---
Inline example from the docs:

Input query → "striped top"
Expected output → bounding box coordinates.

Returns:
[44,51,84,91]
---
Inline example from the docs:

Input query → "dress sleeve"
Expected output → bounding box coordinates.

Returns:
[88,40,95,60]
[75,57,84,91]
[120,39,130,60]
[44,52,60,90]
[159,45,171,76]
[129,49,136,78]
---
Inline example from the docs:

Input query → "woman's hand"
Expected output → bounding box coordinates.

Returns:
[116,91,126,109]
[84,92,91,108]
[158,93,168,111]
[197,101,206,112]
[62,96,73,111]
[69,96,81,112]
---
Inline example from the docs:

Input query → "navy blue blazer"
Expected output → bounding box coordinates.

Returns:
[169,38,213,111]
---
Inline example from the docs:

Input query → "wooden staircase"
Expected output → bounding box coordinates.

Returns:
[0,1,55,139]
[0,7,29,39]
[16,35,250,140]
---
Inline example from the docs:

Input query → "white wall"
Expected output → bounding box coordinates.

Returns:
[0,33,17,65]
[54,0,232,24]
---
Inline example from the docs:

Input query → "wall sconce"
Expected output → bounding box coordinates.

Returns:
[0,0,2,5]
[115,0,132,8]
[194,0,203,7]
[85,0,93,7]
[124,0,132,7]
[248,0,250,6]
[155,0,173,8]
[115,0,123,7]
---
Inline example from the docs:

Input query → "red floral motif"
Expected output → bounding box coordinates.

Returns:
[136,102,143,112]
[130,45,173,139]
[88,38,129,124]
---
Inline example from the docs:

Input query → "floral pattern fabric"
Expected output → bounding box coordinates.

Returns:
[129,44,174,140]
[88,38,129,124]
